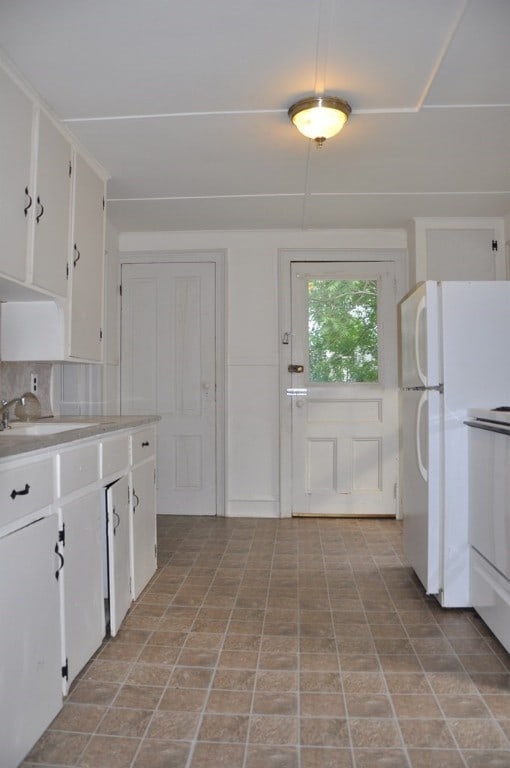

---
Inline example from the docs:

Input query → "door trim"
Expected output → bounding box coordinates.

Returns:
[120,250,226,517]
[278,248,407,519]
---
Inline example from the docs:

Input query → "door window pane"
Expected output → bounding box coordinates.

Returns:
[308,279,379,382]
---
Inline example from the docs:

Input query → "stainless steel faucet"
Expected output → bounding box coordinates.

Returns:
[0,397,22,431]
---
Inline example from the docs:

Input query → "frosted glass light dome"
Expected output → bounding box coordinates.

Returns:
[288,96,351,147]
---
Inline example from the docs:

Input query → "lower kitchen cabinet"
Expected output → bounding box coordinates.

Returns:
[59,489,105,692]
[0,514,62,768]
[0,418,158,765]
[131,457,157,600]
[106,474,132,636]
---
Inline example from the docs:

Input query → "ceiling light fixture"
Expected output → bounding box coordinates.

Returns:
[288,96,351,148]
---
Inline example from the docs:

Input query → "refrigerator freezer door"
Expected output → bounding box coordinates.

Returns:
[401,387,442,594]
[400,282,441,389]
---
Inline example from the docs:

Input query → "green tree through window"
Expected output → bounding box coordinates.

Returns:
[308,279,378,383]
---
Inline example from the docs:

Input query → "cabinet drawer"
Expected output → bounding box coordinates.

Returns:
[131,427,156,465]
[58,443,99,497]
[0,457,54,527]
[101,434,129,478]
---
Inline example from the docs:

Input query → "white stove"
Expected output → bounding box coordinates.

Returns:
[467,407,510,653]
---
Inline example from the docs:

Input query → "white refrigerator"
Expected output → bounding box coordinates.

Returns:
[400,280,510,607]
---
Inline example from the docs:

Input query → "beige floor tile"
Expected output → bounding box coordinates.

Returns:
[27,731,90,763]
[77,734,140,767]
[49,702,107,733]
[97,707,152,737]
[132,739,190,768]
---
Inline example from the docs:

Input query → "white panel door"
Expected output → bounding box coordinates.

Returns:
[290,262,398,516]
[121,262,216,515]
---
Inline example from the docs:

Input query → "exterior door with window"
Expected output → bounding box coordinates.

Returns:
[290,262,398,516]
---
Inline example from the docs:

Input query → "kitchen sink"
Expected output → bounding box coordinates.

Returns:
[3,422,99,436]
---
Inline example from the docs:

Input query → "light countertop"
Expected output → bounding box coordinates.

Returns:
[0,415,160,460]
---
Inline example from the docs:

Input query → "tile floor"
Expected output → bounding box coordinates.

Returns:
[22,515,510,768]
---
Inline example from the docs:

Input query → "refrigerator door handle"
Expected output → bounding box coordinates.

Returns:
[416,390,428,481]
[414,296,427,386]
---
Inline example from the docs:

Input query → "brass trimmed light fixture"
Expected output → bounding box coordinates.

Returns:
[288,96,351,148]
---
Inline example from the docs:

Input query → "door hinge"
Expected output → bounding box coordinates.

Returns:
[102,196,105,211]
[154,543,157,558]
[119,284,122,297]
[66,263,69,280]
[99,328,103,341]
[394,482,397,500]
[492,239,498,252]
[153,467,156,485]
[58,524,65,546]
[68,161,72,178]
[61,659,69,680]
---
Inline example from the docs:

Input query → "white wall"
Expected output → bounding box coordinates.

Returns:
[119,228,407,517]
[103,221,121,415]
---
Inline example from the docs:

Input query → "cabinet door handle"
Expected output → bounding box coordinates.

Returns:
[73,243,81,267]
[112,507,120,535]
[10,483,30,500]
[132,489,140,512]
[141,441,150,447]
[36,196,45,223]
[54,543,64,580]
[24,186,33,216]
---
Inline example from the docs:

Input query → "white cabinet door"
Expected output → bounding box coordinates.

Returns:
[68,154,105,362]
[131,459,157,599]
[413,219,505,283]
[0,64,33,282]
[60,490,104,690]
[106,475,132,636]
[0,515,62,768]
[30,111,72,297]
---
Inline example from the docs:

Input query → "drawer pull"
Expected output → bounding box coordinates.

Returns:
[54,543,64,581]
[141,441,150,447]
[10,483,30,500]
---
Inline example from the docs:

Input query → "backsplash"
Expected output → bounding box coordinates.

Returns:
[0,362,54,417]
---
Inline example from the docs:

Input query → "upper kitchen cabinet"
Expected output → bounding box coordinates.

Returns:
[0,63,72,297]
[67,154,105,362]
[0,57,108,363]
[31,111,72,297]
[0,63,33,284]
[409,218,506,286]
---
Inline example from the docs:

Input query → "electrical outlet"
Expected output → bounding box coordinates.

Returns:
[30,373,38,394]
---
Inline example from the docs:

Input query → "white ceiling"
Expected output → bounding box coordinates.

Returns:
[0,0,509,232]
